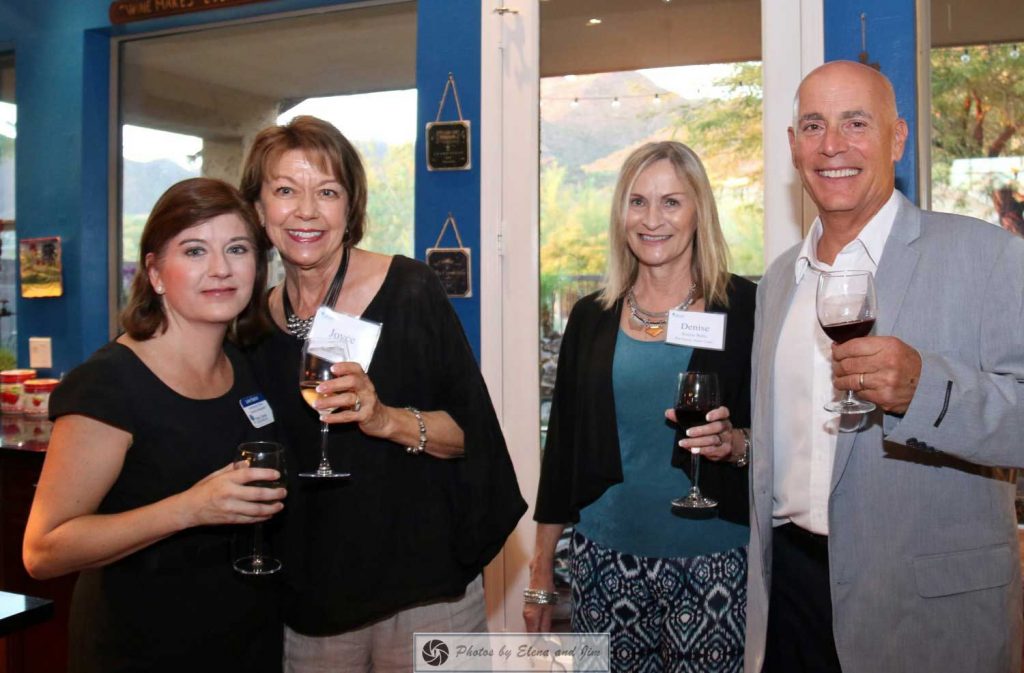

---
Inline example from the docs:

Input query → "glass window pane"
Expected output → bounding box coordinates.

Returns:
[0,52,15,364]
[117,2,417,313]
[930,43,1023,235]
[538,0,762,629]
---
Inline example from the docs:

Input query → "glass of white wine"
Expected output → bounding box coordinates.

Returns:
[233,441,286,575]
[298,340,351,479]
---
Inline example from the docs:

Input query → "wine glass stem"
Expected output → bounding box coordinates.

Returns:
[318,420,331,472]
[251,522,264,568]
[690,451,702,495]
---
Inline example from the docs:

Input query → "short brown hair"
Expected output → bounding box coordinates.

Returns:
[121,177,271,345]
[600,141,733,310]
[240,116,368,247]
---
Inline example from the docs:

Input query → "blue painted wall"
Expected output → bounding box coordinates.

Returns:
[824,0,919,204]
[415,0,481,360]
[0,0,484,372]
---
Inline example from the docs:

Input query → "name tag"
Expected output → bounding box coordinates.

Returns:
[240,394,274,428]
[665,311,727,350]
[307,306,383,371]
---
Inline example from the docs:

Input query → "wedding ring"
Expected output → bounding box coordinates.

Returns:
[353,397,362,412]
[859,373,865,390]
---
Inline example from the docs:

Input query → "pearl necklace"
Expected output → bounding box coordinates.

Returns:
[626,282,697,338]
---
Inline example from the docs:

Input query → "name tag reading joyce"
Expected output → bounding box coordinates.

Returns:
[665,311,727,351]
[306,306,382,371]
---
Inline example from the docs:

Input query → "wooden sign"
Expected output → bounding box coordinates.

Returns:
[109,0,272,25]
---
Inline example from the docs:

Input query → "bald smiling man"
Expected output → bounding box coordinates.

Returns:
[746,61,1024,673]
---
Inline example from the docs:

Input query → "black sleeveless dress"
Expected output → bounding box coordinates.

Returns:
[49,341,283,673]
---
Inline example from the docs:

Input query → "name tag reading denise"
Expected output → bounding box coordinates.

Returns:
[665,311,727,350]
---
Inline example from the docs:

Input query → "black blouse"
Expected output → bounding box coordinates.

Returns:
[535,274,756,526]
[247,255,526,635]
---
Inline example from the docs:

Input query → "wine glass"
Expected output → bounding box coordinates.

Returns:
[298,340,351,479]
[671,371,721,513]
[817,270,878,414]
[233,441,286,575]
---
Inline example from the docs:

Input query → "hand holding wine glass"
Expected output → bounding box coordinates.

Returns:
[671,371,721,513]
[299,340,351,479]
[233,441,286,575]
[817,270,878,414]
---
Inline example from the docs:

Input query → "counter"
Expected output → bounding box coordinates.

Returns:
[0,413,69,673]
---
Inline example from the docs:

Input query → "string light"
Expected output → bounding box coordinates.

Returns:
[960,48,971,63]
[587,18,602,26]
[552,92,675,110]
[1011,45,1021,59]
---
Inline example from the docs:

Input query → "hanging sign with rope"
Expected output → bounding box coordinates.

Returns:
[426,213,472,298]
[426,73,472,171]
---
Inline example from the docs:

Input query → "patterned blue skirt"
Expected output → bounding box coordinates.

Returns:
[570,531,746,673]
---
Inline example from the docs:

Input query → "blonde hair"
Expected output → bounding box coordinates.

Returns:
[599,141,732,309]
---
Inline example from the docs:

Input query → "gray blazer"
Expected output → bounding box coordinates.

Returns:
[746,193,1024,673]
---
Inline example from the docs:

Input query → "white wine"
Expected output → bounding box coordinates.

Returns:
[300,381,337,414]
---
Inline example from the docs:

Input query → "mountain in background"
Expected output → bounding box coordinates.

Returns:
[541,71,685,183]
[123,159,197,214]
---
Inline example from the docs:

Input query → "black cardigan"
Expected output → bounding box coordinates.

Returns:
[535,274,756,526]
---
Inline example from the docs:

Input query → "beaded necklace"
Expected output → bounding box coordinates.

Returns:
[282,246,351,339]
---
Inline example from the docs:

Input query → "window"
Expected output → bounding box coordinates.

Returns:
[116,2,417,306]
[929,0,1024,237]
[0,52,15,367]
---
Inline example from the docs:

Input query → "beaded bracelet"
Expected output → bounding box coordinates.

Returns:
[405,406,427,455]
[523,588,559,605]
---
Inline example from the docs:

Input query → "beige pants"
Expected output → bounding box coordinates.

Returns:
[284,576,487,673]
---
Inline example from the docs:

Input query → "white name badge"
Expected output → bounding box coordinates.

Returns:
[307,306,383,371]
[665,310,727,350]
[240,394,275,428]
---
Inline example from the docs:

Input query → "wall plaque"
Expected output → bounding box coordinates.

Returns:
[426,73,472,171]
[426,213,472,298]
[109,0,272,25]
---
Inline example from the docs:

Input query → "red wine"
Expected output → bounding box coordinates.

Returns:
[820,318,875,344]
[675,407,714,431]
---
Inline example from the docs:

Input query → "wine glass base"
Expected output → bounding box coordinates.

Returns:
[824,399,876,414]
[233,556,282,575]
[298,470,351,479]
[671,494,718,511]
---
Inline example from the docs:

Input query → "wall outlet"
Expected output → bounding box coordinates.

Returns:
[29,337,53,370]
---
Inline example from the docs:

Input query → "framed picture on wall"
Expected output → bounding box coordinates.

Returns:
[19,236,62,298]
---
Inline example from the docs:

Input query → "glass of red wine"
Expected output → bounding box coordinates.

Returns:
[671,371,721,513]
[817,270,878,414]
[233,441,286,575]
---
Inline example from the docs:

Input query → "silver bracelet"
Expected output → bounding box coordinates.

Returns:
[523,588,558,605]
[736,428,751,468]
[405,406,427,455]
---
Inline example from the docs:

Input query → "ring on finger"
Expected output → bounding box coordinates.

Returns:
[353,396,362,412]
[859,372,865,390]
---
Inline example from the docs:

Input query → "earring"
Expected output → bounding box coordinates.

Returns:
[155,285,165,295]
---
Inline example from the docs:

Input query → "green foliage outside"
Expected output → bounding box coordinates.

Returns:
[358,141,414,257]
[930,44,1023,231]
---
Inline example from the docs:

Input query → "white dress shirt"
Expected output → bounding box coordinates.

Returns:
[772,191,900,535]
